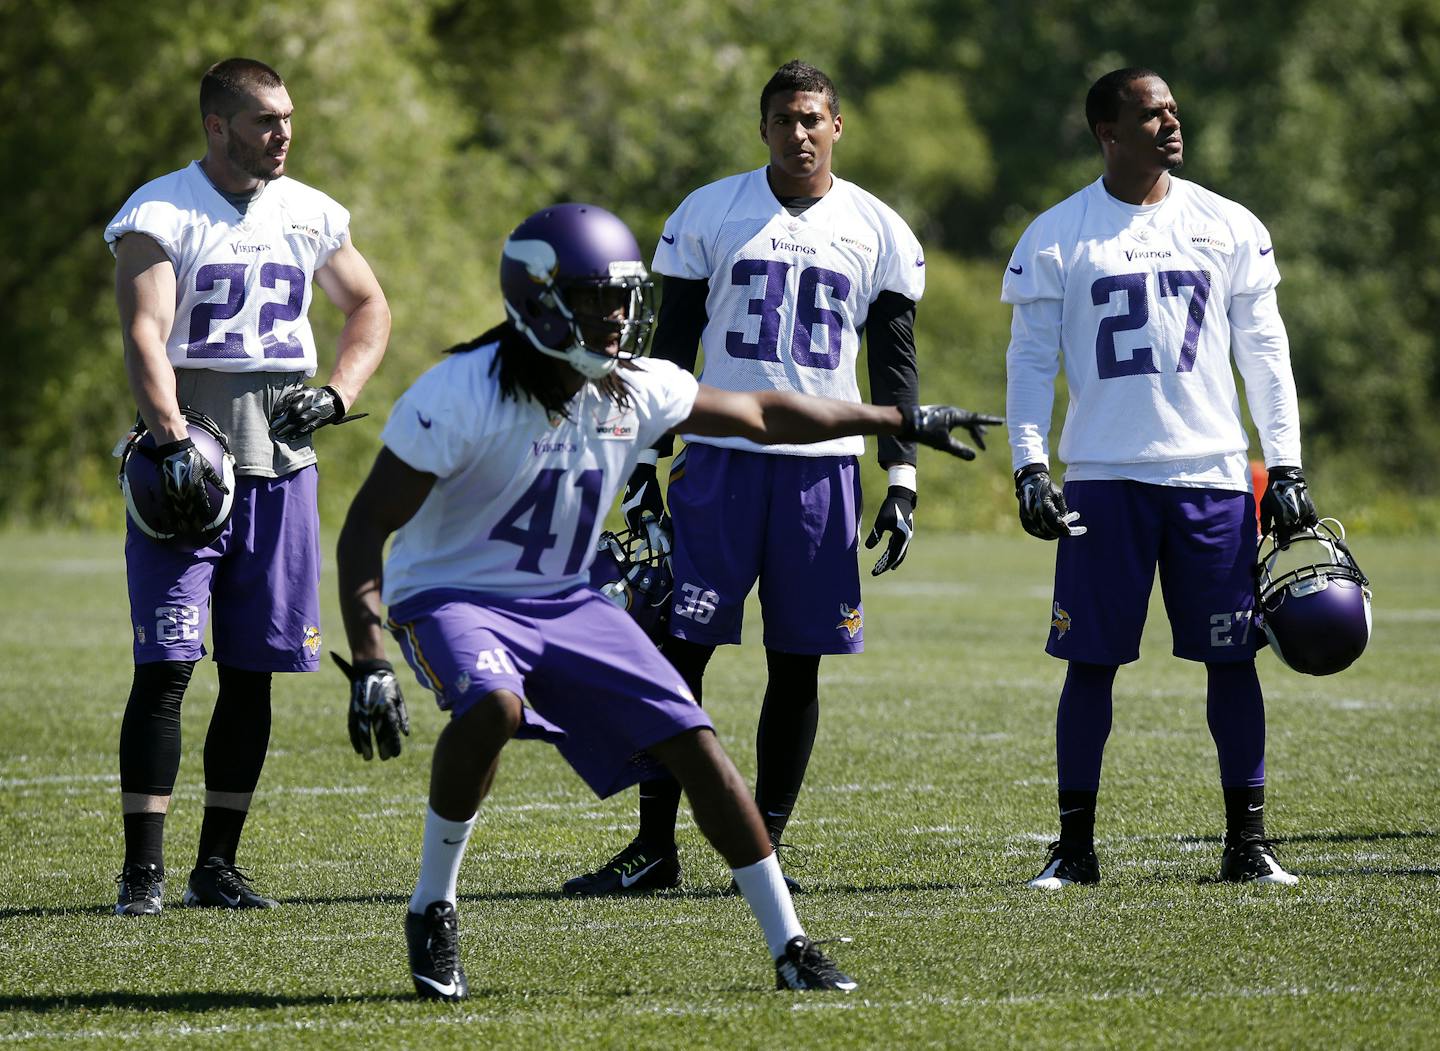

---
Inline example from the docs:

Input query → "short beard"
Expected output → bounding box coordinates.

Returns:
[226,136,282,184]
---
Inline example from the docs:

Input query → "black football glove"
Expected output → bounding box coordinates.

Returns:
[898,405,1004,460]
[620,459,671,560]
[270,385,366,439]
[1260,466,1318,545]
[865,485,916,575]
[1015,463,1087,540]
[153,437,229,535]
[332,653,410,761]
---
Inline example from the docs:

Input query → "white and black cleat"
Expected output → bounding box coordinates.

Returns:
[775,935,857,991]
[1027,840,1101,890]
[1219,837,1299,886]
[406,900,469,1001]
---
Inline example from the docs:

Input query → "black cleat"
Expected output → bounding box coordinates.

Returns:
[774,936,857,991]
[1219,837,1299,886]
[562,837,681,896]
[115,862,165,916]
[1027,840,1101,890]
[406,901,468,1001]
[182,857,278,909]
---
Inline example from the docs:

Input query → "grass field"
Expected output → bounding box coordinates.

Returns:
[1,529,1435,1050]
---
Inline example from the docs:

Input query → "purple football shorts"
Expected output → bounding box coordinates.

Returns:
[125,466,322,672]
[385,585,713,798]
[666,444,864,654]
[1046,480,1260,665]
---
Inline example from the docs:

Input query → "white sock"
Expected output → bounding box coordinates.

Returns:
[731,852,804,958]
[409,807,476,914]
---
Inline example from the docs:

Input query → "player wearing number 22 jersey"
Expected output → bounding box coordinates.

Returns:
[105,59,390,916]
[1004,68,1309,891]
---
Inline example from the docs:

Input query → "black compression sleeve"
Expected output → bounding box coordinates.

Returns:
[649,275,709,456]
[652,275,708,372]
[865,289,920,465]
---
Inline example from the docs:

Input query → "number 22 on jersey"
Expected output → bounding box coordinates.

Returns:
[186,261,306,360]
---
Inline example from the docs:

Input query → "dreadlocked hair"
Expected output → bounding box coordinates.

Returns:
[444,321,635,421]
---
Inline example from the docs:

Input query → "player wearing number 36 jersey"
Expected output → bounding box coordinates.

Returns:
[561,62,1002,902]
[104,58,390,918]
[1004,69,1317,892]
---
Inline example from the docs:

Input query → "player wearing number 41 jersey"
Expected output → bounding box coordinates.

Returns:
[336,202,990,998]
[105,58,390,917]
[1004,68,1318,890]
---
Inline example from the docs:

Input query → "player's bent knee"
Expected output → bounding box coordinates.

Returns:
[455,689,524,739]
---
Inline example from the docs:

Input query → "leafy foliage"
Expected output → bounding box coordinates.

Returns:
[4,0,1438,529]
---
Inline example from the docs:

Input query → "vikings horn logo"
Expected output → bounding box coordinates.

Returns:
[836,602,863,639]
[302,625,323,656]
[1051,602,1072,638]
[503,237,560,285]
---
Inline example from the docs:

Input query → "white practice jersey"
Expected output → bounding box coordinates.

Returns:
[1003,176,1301,490]
[654,166,925,457]
[105,161,350,376]
[381,347,699,605]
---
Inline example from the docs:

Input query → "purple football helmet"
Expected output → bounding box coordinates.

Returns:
[118,408,236,548]
[1256,518,1372,675]
[590,525,673,642]
[499,203,655,379]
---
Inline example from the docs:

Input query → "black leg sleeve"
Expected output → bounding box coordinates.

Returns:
[202,664,273,795]
[753,649,822,842]
[118,660,195,795]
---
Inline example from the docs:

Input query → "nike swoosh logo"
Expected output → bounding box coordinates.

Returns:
[442,836,466,845]
[417,412,433,429]
[217,891,240,907]
[1009,264,1024,274]
[1259,246,1274,256]
[661,234,675,244]
[1059,807,1086,816]
[413,973,459,996]
[915,258,925,267]
[1247,803,1264,812]
[620,858,663,888]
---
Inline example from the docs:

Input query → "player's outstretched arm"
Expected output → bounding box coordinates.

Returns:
[679,386,1003,459]
[335,447,435,760]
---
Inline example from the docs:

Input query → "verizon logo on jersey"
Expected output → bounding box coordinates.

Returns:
[593,408,637,440]
[770,238,816,255]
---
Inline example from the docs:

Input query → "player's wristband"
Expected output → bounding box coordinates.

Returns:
[886,463,917,491]
[636,447,660,467]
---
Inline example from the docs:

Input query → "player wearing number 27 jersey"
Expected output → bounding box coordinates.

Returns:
[1003,164,1297,487]
[1004,68,1309,892]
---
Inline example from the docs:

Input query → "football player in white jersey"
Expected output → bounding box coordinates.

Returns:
[107,58,391,916]
[1003,68,1320,891]
[334,202,991,998]
[564,60,999,897]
